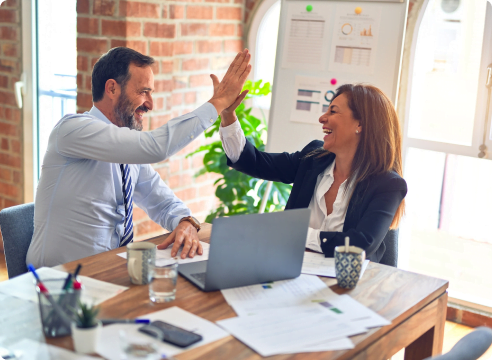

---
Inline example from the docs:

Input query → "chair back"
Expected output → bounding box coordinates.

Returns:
[0,202,35,278]
[379,229,398,267]
[424,327,492,360]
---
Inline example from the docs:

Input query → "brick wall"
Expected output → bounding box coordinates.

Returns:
[76,0,244,239]
[0,0,22,250]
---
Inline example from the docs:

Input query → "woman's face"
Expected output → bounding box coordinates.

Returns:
[319,93,361,155]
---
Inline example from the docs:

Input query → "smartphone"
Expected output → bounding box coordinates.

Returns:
[138,320,203,348]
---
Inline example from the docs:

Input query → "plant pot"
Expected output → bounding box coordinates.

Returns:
[71,321,102,354]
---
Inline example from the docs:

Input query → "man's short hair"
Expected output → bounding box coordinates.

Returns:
[91,47,155,102]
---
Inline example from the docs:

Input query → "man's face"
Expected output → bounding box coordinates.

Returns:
[113,64,154,131]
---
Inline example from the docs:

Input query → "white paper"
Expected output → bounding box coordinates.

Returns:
[117,242,210,266]
[281,2,332,70]
[221,274,338,317]
[301,252,370,278]
[0,267,128,306]
[217,305,365,357]
[328,4,382,74]
[7,338,99,359]
[96,306,230,360]
[290,76,347,124]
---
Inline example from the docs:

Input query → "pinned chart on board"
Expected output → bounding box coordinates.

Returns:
[267,0,408,154]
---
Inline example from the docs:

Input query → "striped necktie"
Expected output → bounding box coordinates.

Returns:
[120,164,134,247]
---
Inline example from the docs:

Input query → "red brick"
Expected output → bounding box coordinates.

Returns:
[182,58,209,71]
[134,219,162,236]
[205,0,229,3]
[102,20,141,37]
[77,74,83,89]
[237,24,243,37]
[85,75,92,91]
[173,41,193,55]
[93,0,116,16]
[155,165,169,179]
[150,114,171,129]
[91,57,99,68]
[10,139,20,153]
[77,37,108,54]
[0,75,7,88]
[161,60,173,73]
[0,91,16,107]
[154,79,173,92]
[154,97,165,110]
[0,138,7,150]
[77,92,93,109]
[187,6,213,20]
[2,43,17,57]
[77,17,99,35]
[173,76,188,89]
[12,170,20,184]
[3,199,20,209]
[4,0,19,7]
[77,55,88,72]
[120,1,160,18]
[210,23,235,37]
[11,109,20,122]
[184,91,196,104]
[110,40,147,55]
[144,23,175,38]
[162,5,168,18]
[133,206,147,221]
[150,41,174,57]
[197,40,221,53]
[175,187,197,201]
[217,7,242,20]
[0,59,18,73]
[0,26,16,40]
[187,200,209,214]
[0,182,19,198]
[77,0,90,14]
[0,167,11,181]
[169,5,184,19]
[172,92,183,106]
[181,23,207,37]
[0,153,20,168]
[168,173,193,188]
[198,184,215,197]
[169,158,181,173]
[224,39,243,52]
[189,74,211,88]
[0,9,17,23]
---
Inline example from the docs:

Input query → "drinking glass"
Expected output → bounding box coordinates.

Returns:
[148,260,178,303]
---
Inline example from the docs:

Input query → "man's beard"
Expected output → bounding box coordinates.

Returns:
[113,92,148,131]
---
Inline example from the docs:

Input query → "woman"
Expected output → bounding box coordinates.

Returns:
[219,84,407,263]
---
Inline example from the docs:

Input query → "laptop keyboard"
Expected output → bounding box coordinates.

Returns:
[190,272,206,285]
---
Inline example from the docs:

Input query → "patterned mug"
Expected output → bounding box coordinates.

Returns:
[334,245,366,289]
[126,242,156,285]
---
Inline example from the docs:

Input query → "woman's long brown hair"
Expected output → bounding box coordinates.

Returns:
[321,84,405,229]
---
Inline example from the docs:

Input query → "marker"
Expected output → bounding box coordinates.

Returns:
[101,319,151,325]
[73,264,82,279]
[62,273,73,290]
[306,4,313,12]
[27,264,41,283]
[355,6,362,14]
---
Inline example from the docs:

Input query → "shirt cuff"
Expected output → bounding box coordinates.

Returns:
[306,227,323,253]
[219,118,242,137]
[195,102,219,130]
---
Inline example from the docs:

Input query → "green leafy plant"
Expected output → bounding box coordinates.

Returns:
[188,80,292,222]
[72,301,100,328]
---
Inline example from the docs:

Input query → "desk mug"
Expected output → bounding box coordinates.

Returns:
[334,245,366,289]
[127,242,156,285]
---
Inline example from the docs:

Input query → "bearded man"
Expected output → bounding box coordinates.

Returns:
[27,47,251,267]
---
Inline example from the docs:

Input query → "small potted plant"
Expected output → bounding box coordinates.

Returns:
[70,302,102,354]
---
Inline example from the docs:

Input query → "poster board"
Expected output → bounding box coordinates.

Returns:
[267,0,408,153]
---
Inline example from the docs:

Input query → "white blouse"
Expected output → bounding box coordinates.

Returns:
[219,120,354,253]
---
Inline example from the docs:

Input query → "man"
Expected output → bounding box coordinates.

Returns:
[27,47,250,267]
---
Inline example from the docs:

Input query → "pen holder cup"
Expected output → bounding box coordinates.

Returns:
[36,278,80,338]
[334,246,366,289]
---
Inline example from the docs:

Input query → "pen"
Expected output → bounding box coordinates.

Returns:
[62,273,73,290]
[27,264,41,283]
[101,319,151,325]
[73,263,82,280]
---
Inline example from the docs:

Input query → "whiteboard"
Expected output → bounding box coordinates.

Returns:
[267,0,408,153]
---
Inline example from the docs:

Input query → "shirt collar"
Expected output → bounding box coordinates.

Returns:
[88,106,113,125]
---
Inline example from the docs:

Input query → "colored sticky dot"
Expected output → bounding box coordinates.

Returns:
[330,78,337,85]
[355,7,362,14]
[306,5,313,12]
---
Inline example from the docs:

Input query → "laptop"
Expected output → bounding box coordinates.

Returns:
[178,208,311,292]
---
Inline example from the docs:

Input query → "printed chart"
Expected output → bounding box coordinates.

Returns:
[329,4,381,74]
[282,2,333,71]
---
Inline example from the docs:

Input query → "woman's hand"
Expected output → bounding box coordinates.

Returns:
[220,90,249,127]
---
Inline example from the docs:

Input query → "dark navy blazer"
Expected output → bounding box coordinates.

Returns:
[227,140,408,263]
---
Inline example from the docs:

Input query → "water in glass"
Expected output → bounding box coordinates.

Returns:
[149,262,178,303]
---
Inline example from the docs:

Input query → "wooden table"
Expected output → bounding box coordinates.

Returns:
[45,223,448,359]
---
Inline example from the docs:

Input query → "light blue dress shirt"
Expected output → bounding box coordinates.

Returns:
[26,103,218,268]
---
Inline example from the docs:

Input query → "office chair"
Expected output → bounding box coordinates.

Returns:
[424,327,492,360]
[379,229,398,267]
[0,202,35,278]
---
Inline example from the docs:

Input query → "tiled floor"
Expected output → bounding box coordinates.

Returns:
[0,253,491,358]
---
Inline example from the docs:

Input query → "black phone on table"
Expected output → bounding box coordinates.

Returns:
[138,320,203,348]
